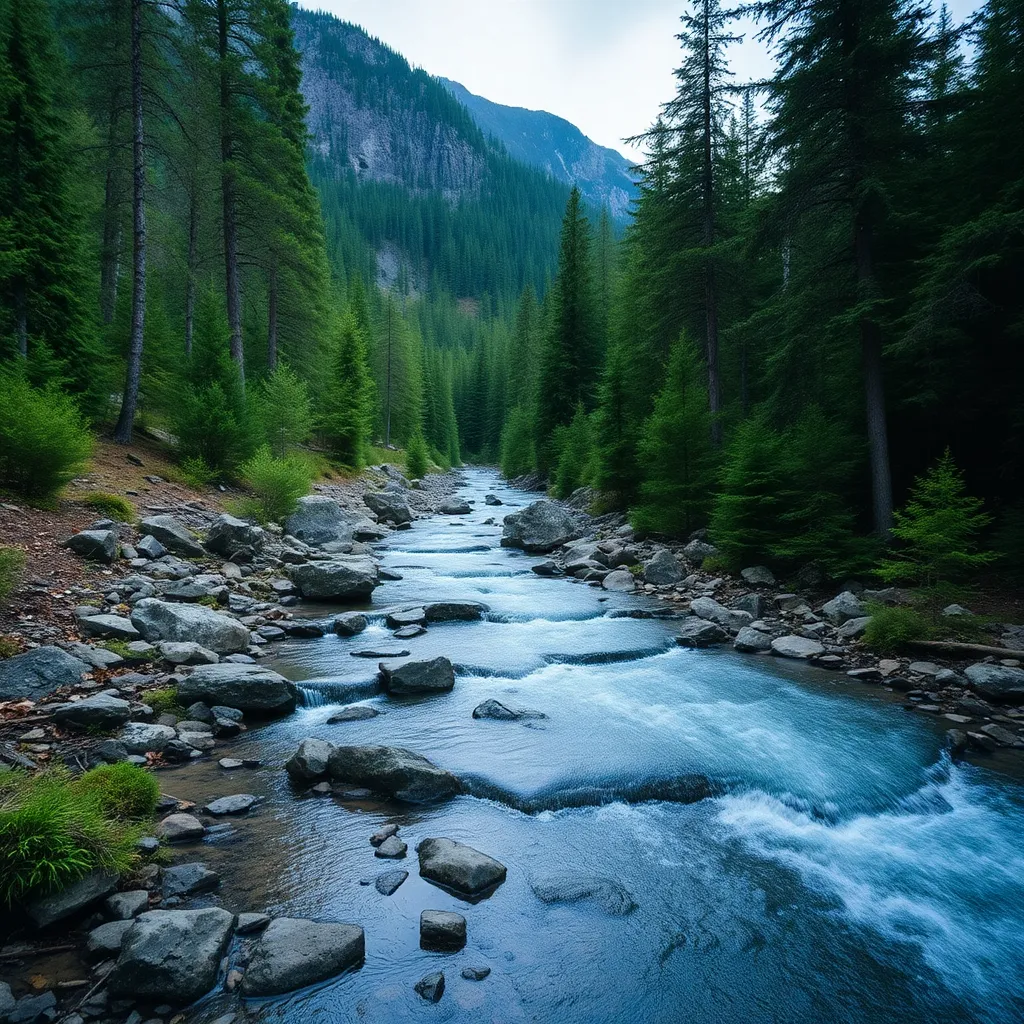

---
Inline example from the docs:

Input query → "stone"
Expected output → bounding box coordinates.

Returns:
[282,621,325,639]
[908,661,942,677]
[65,530,119,564]
[87,919,133,958]
[862,587,902,605]
[67,642,124,670]
[420,910,466,950]
[733,627,774,653]
[423,601,488,622]
[161,863,219,897]
[964,663,1024,704]
[689,596,753,631]
[740,565,776,586]
[531,560,560,576]
[205,514,265,557]
[0,646,90,701]
[108,908,234,1003]
[385,607,426,628]
[77,615,141,645]
[462,966,491,981]
[236,912,271,935]
[363,491,413,525]
[120,722,177,754]
[484,494,503,506]
[6,993,56,1024]
[327,745,461,803]
[472,699,546,721]
[51,693,131,731]
[771,635,825,659]
[602,569,635,592]
[821,591,867,625]
[980,722,1021,746]
[393,624,426,639]
[333,612,368,636]
[838,616,871,639]
[241,918,365,996]
[219,758,244,770]
[105,890,149,920]
[130,599,250,654]
[415,971,445,1003]
[733,593,767,620]
[352,647,410,659]
[285,738,335,781]
[288,556,380,601]
[682,538,718,566]
[417,837,506,897]
[327,705,380,723]
[676,618,729,648]
[136,535,166,560]
[157,641,219,666]
[26,870,119,929]
[437,498,471,515]
[286,496,381,547]
[942,603,973,616]
[369,824,400,846]
[154,814,205,843]
[138,516,205,557]
[374,835,407,858]
[176,663,297,715]
[529,874,636,916]
[204,794,258,815]
[379,656,455,695]
[501,500,579,553]
[374,870,408,896]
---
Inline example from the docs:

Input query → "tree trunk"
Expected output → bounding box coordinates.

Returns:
[113,0,147,445]
[218,0,244,390]
[184,187,198,357]
[266,262,278,371]
[99,100,123,326]
[701,3,722,446]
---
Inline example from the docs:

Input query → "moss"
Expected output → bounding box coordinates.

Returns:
[0,637,22,659]
[101,639,152,662]
[82,492,137,523]
[144,686,184,716]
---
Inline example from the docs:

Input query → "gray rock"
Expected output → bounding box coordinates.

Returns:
[964,663,1024,704]
[740,565,776,586]
[821,591,867,625]
[437,498,471,515]
[942,603,973,616]
[131,599,250,654]
[236,912,271,935]
[327,745,461,803]
[462,966,491,981]
[288,556,380,601]
[51,693,131,730]
[385,607,426,628]
[241,918,365,996]
[205,514,265,556]
[379,656,455,695]
[67,642,124,670]
[6,993,56,1024]
[285,737,335,781]
[352,646,410,659]
[205,794,258,815]
[602,569,635,592]
[105,890,149,920]
[676,618,729,648]
[394,624,426,639]
[531,560,560,576]
[420,910,466,950]
[414,971,445,1003]
[154,813,206,843]
[87,919,133,958]
[484,494,502,506]
[65,529,118,564]
[363,491,413,525]
[733,627,774,653]
[423,601,487,622]
[733,593,767,620]
[771,635,826,659]
[374,835,407,858]
[78,614,141,641]
[838,616,871,639]
[120,722,177,754]
[862,587,903,605]
[374,869,408,895]
[501,500,579,553]
[530,874,636,915]
[286,496,381,547]
[157,641,219,666]
[642,549,685,585]
[682,538,719,566]
[26,869,119,929]
[0,984,12,1023]
[0,646,90,701]
[176,663,297,715]
[327,705,380,723]
[161,863,219,897]
[690,596,753,631]
[138,516,205,558]
[333,612,368,636]
[109,908,234,1003]
[136,535,166,560]
[417,837,507,896]
[472,699,546,721]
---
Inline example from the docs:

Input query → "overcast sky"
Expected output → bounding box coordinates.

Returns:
[299,0,983,162]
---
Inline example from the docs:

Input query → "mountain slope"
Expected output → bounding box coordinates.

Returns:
[440,78,636,221]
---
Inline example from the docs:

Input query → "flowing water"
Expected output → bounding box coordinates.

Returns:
[177,468,1024,1024]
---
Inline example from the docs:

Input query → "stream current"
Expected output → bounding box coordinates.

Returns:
[178,468,1024,1024]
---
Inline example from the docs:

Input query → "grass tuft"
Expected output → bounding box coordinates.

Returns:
[73,763,160,820]
[81,492,137,523]
[0,547,26,605]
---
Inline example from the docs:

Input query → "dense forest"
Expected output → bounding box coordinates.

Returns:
[1,0,1021,581]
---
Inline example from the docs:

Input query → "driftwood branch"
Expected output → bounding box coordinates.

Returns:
[906,640,1024,659]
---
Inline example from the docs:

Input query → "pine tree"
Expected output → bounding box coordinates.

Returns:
[319,308,375,468]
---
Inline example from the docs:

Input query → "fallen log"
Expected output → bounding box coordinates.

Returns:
[907,639,1024,659]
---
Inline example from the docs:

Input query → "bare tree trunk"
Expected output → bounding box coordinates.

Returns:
[218,0,244,391]
[184,188,198,357]
[266,263,278,371]
[100,101,123,326]
[113,0,147,444]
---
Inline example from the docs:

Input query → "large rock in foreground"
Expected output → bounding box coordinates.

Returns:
[177,663,297,715]
[285,496,381,547]
[417,837,507,897]
[242,918,365,996]
[138,515,205,557]
[131,599,250,654]
[108,908,234,1004]
[327,745,461,803]
[288,557,380,601]
[379,657,455,695]
[964,663,1024,704]
[0,646,91,701]
[501,500,578,553]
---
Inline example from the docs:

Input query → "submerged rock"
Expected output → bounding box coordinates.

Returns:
[472,699,546,721]
[327,745,461,803]
[415,971,445,1002]
[529,874,637,915]
[374,870,409,896]
[417,837,507,896]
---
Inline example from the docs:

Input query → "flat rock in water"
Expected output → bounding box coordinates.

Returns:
[385,607,426,628]
[155,813,206,843]
[771,635,825,659]
[472,699,546,721]
[379,656,455,695]
[0,646,90,701]
[393,624,426,639]
[417,837,507,897]
[501,500,579,553]
[374,870,409,895]
[420,910,466,950]
[288,556,380,601]
[333,612,368,636]
[530,874,636,915]
[327,705,380,723]
[351,647,410,659]
[327,745,461,803]
[161,863,220,898]
[423,601,488,622]
[204,794,258,815]
[241,918,365,996]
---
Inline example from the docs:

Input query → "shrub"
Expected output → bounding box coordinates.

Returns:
[0,370,93,502]
[0,768,140,907]
[499,406,536,479]
[405,431,429,480]
[178,456,215,490]
[231,446,314,525]
[251,365,313,457]
[0,548,26,605]
[862,605,934,654]
[73,763,159,820]
[82,492,136,523]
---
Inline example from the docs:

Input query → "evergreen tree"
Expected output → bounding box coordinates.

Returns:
[319,308,375,468]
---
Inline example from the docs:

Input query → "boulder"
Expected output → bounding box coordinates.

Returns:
[415,971,445,1003]
[68,642,124,670]
[130,599,250,654]
[204,514,265,556]
[682,538,719,566]
[286,496,380,547]
[161,863,219,897]
[529,874,636,916]
[176,663,297,715]
[689,596,753,632]
[472,699,546,721]
[423,601,488,622]
[643,549,685,585]
[676,619,729,648]
[420,910,466,950]
[51,693,131,731]
[374,870,408,896]
[771,635,826,659]
[78,614,141,641]
[327,705,380,723]
[838,616,871,639]
[120,722,176,754]
[437,498,471,515]
[821,591,867,625]
[26,869,119,929]
[417,837,507,897]
[108,908,235,1003]
[740,565,777,586]
[484,494,503,506]
[65,530,118,564]
[501,500,578,553]
[327,745,461,803]
[385,607,426,628]
[733,627,774,653]
[964,663,1024,704]
[138,515,205,558]
[157,641,219,666]
[363,491,413,525]
[154,814,206,843]
[0,646,90,701]
[284,738,334,781]
[105,890,149,920]
[333,612,368,636]
[288,556,380,601]
[375,835,407,858]
[136,534,166,560]
[733,593,767,620]
[379,657,455,695]
[602,569,635,592]
[241,918,365,997]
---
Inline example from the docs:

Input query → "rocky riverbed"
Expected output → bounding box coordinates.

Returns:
[1,467,1023,1024]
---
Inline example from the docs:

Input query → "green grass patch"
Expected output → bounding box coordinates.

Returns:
[73,763,159,820]
[100,639,151,662]
[0,547,26,605]
[81,491,136,523]
[143,686,184,716]
[862,604,935,654]
[0,637,20,659]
